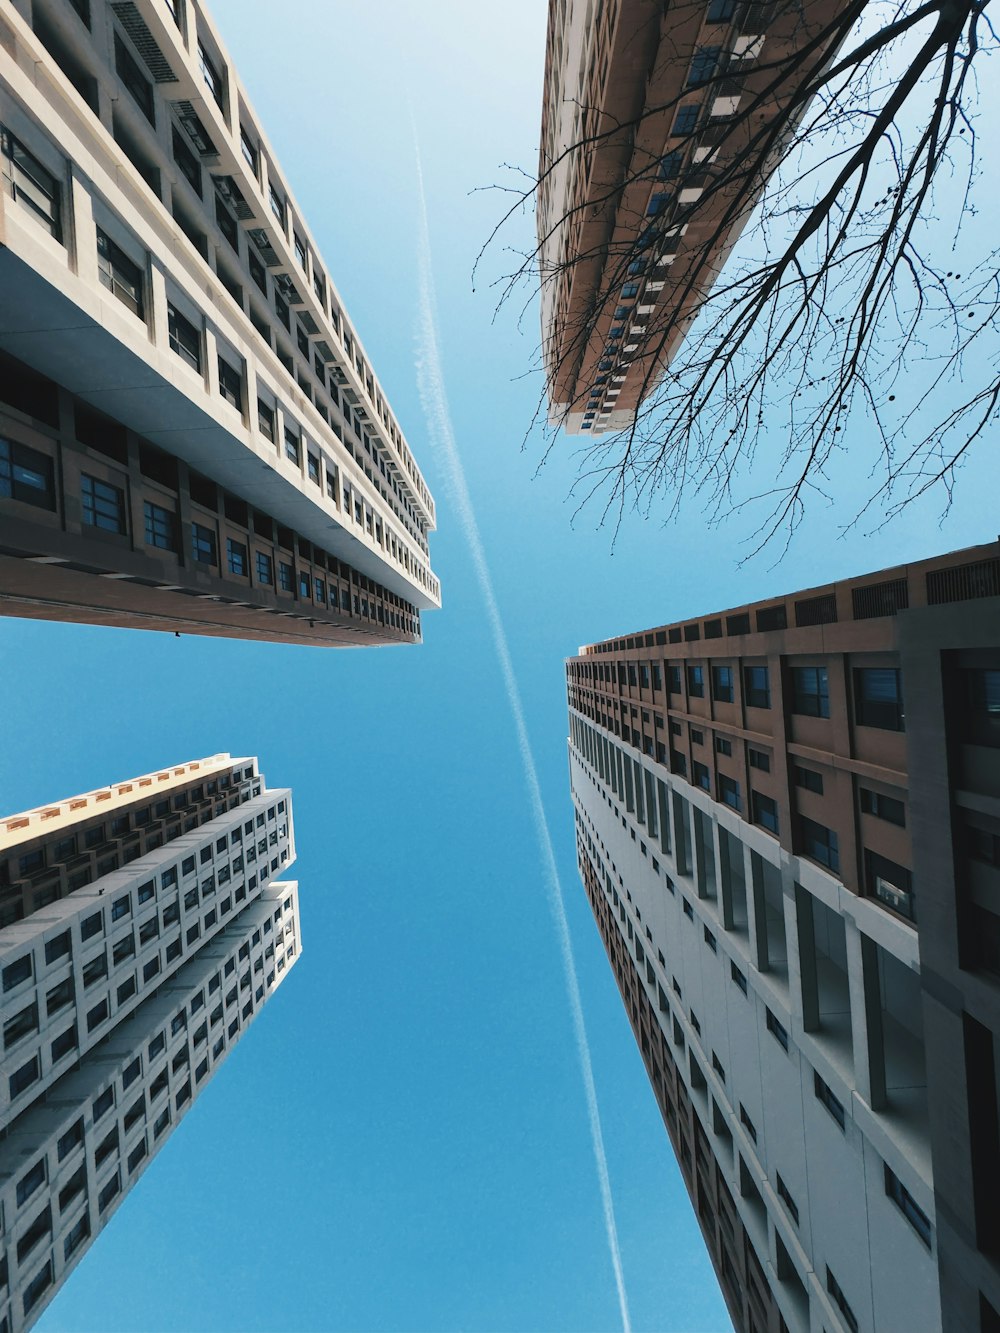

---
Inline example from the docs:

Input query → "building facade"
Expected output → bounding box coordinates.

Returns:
[0,755,301,1332]
[565,540,1000,1333]
[537,0,851,435]
[0,0,438,646]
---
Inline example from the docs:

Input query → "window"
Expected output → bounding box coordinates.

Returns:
[693,761,710,791]
[96,228,144,317]
[687,47,721,87]
[795,765,823,794]
[776,1174,799,1225]
[4,1002,38,1049]
[1,128,62,240]
[279,562,294,593]
[64,1212,91,1259]
[744,665,770,708]
[307,453,320,485]
[752,792,779,834]
[114,34,154,124]
[0,437,55,509]
[52,1023,78,1060]
[668,664,682,694]
[686,665,704,698]
[884,1164,932,1247]
[3,954,32,991]
[792,666,830,717]
[739,1104,756,1141]
[227,538,247,576]
[865,849,914,920]
[269,183,286,227]
[191,521,216,566]
[854,667,904,731]
[718,774,740,810]
[730,962,747,994]
[826,1268,859,1333]
[860,787,906,826]
[256,551,273,584]
[171,126,201,195]
[961,668,1000,747]
[766,1009,789,1050]
[748,748,770,772]
[800,816,839,872]
[218,356,242,410]
[716,737,732,756]
[198,41,224,106]
[240,125,258,174]
[22,1259,53,1315]
[44,931,71,965]
[57,1118,85,1161]
[814,1071,846,1129]
[258,399,275,442]
[81,474,126,534]
[167,303,201,371]
[706,0,737,20]
[284,429,300,465]
[712,665,734,702]
[143,501,177,551]
[672,104,699,136]
[10,1054,40,1098]
[98,1171,120,1213]
[704,926,717,952]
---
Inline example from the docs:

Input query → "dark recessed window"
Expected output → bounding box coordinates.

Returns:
[884,1164,932,1247]
[752,791,779,834]
[712,665,734,702]
[191,521,217,566]
[960,668,1000,748]
[143,500,177,551]
[198,41,225,107]
[81,474,126,534]
[718,774,740,811]
[256,551,273,584]
[171,126,201,195]
[865,849,914,920]
[744,665,770,709]
[860,787,906,826]
[748,748,770,772]
[716,737,732,756]
[792,666,831,718]
[766,1008,789,1051]
[687,47,721,88]
[0,437,56,510]
[227,538,247,577]
[167,303,201,371]
[258,399,275,442]
[1,128,62,241]
[96,228,144,317]
[800,816,839,872]
[671,104,699,137]
[114,34,154,125]
[795,765,824,794]
[854,667,904,731]
[814,1070,846,1129]
[687,665,704,698]
[217,356,242,410]
[240,125,258,174]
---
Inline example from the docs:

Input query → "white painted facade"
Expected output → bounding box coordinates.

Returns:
[0,0,438,610]
[569,708,941,1333]
[0,882,300,1333]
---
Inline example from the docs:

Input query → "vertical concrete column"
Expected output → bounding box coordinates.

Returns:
[792,883,820,1032]
[744,845,768,972]
[716,824,735,931]
[846,919,887,1109]
[68,167,98,286]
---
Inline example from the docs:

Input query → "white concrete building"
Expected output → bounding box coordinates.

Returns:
[0,883,300,1333]
[0,756,300,1333]
[0,0,438,646]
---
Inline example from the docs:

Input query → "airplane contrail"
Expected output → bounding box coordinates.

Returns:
[412,145,632,1333]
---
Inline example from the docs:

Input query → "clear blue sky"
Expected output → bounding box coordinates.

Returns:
[12,3,997,1331]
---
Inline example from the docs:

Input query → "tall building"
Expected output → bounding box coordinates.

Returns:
[537,0,850,435]
[0,0,439,647]
[565,540,1000,1333]
[0,754,301,1332]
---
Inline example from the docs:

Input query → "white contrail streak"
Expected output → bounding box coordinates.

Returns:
[412,148,632,1333]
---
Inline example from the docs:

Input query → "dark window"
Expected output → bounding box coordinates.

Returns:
[171,126,201,195]
[81,474,126,534]
[3,954,32,991]
[865,849,914,920]
[794,765,824,794]
[191,521,216,566]
[961,668,1000,748]
[227,538,247,576]
[730,962,747,994]
[97,227,144,317]
[718,774,740,811]
[687,47,721,87]
[198,41,224,106]
[57,1118,85,1160]
[1,128,62,240]
[114,34,154,124]
[693,761,710,791]
[22,1258,53,1314]
[687,665,704,698]
[144,500,177,551]
[672,104,699,136]
[814,1071,846,1129]
[256,551,273,584]
[240,125,258,173]
[712,665,734,702]
[854,668,904,731]
[279,561,294,593]
[218,356,242,409]
[826,1269,859,1333]
[706,0,737,20]
[269,183,286,227]
[284,429,300,465]
[792,666,830,717]
[167,303,201,371]
[0,437,56,510]
[258,398,275,441]
[51,1023,77,1060]
[744,665,770,709]
[748,748,770,772]
[10,1054,40,1098]
[800,817,839,872]
[752,792,779,834]
[766,1009,789,1050]
[776,1174,799,1225]
[884,1164,932,1247]
[716,737,732,756]
[4,1001,38,1048]
[860,788,906,826]
[668,664,682,694]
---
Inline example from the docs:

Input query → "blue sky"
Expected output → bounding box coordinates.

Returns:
[11,2,999,1331]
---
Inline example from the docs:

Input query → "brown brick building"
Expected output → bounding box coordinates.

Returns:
[566,539,1000,1333]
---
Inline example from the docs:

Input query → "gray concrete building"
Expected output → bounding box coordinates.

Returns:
[0,0,438,646]
[565,540,1000,1333]
[0,755,301,1333]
